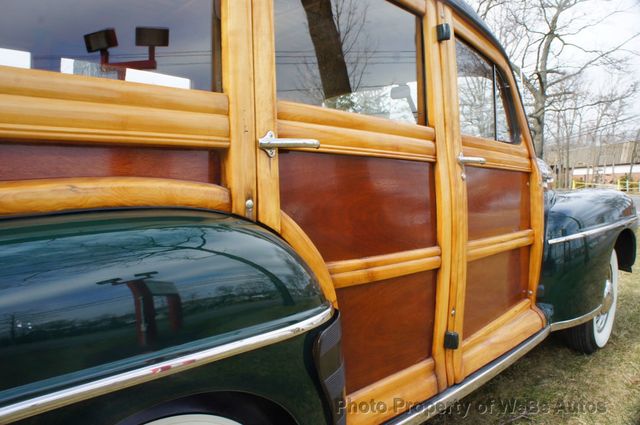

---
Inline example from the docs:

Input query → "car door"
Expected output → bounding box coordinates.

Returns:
[254,1,449,423]
[436,3,546,384]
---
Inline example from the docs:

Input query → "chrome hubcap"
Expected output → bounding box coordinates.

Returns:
[595,266,614,333]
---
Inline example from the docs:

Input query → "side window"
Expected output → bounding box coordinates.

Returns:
[0,1,221,91]
[274,0,425,125]
[456,39,517,143]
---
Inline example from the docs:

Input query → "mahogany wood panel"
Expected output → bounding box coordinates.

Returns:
[279,151,436,262]
[0,144,220,184]
[466,167,530,241]
[336,271,437,393]
[463,247,530,338]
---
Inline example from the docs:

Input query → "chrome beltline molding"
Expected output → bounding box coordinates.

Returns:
[387,327,551,425]
[548,304,602,332]
[0,307,334,424]
[547,216,637,245]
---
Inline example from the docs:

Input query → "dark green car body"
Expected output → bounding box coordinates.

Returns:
[0,209,342,425]
[538,189,637,324]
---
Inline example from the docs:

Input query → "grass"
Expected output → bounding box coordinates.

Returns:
[429,243,640,425]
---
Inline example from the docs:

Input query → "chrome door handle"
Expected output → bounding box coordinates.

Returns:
[457,152,486,165]
[258,131,320,158]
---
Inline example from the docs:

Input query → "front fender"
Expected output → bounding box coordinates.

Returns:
[0,209,329,416]
[538,189,637,324]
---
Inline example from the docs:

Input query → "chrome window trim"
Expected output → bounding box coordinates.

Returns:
[547,216,637,245]
[387,327,550,425]
[0,307,334,424]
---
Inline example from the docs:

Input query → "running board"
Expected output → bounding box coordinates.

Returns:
[386,327,551,425]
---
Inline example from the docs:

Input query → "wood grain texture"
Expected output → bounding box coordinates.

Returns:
[462,146,531,172]
[278,120,436,162]
[347,359,438,425]
[279,212,338,307]
[0,177,231,216]
[438,3,469,385]
[279,151,437,262]
[466,167,530,240]
[463,247,530,338]
[329,251,441,289]
[277,101,435,141]
[0,144,220,184]
[424,0,455,391]
[461,308,543,378]
[0,66,229,149]
[337,271,437,393]
[461,134,528,157]
[463,299,530,350]
[328,246,441,274]
[253,0,281,231]
[467,229,533,262]
[0,66,229,114]
[221,0,257,218]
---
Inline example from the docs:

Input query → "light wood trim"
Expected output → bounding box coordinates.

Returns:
[0,177,231,216]
[278,120,436,162]
[467,230,534,262]
[392,0,427,16]
[328,248,442,289]
[462,145,532,172]
[278,101,435,141]
[438,3,469,386]
[461,134,528,157]
[0,66,229,115]
[425,0,455,391]
[463,299,530,349]
[0,94,229,149]
[221,0,257,219]
[328,246,441,275]
[253,0,281,232]
[346,359,438,425]
[280,212,338,307]
[461,307,543,378]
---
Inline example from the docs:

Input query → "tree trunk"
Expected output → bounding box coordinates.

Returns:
[300,0,352,100]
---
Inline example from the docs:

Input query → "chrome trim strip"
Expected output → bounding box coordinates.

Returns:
[0,307,334,424]
[549,304,602,332]
[387,327,551,425]
[547,216,637,245]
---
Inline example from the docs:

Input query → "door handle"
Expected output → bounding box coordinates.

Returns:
[457,152,486,165]
[457,152,486,180]
[258,130,320,158]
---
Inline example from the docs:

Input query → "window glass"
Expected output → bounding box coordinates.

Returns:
[274,0,423,125]
[0,1,219,91]
[456,39,515,142]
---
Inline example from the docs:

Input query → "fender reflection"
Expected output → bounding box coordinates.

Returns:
[0,307,333,424]
[547,216,637,245]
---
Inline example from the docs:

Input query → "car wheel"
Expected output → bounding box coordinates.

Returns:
[144,414,242,425]
[565,249,618,354]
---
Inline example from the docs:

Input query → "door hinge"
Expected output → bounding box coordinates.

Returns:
[436,23,451,42]
[444,331,459,349]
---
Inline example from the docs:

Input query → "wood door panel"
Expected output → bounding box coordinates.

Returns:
[336,271,437,393]
[0,143,221,184]
[466,166,530,241]
[279,151,437,262]
[463,247,530,338]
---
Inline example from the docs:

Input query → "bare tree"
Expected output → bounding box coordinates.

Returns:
[472,0,640,158]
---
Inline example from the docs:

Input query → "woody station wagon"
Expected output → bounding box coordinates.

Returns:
[0,0,637,424]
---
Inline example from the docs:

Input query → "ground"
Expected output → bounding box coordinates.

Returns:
[429,235,640,425]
